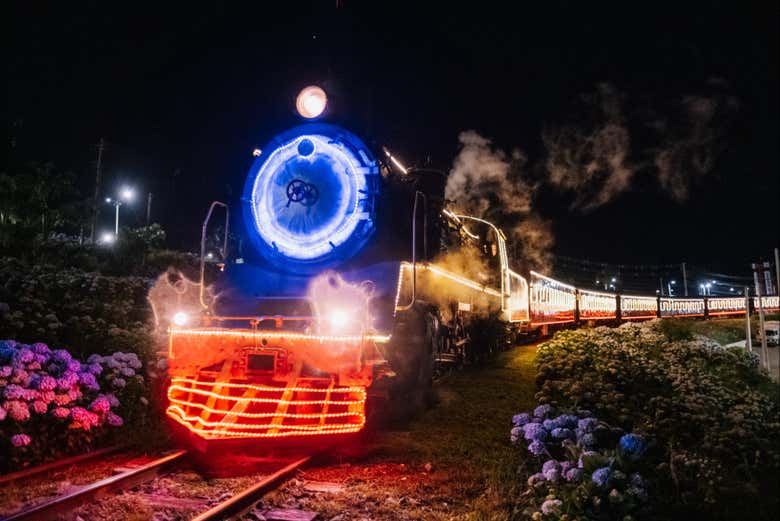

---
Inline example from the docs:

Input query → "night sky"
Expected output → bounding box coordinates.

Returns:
[6,2,778,281]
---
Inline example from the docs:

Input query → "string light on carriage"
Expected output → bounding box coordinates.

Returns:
[382,146,408,174]
[295,85,328,119]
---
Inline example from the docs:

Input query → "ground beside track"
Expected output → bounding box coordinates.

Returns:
[244,343,540,521]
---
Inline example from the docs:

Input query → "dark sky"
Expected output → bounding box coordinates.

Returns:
[6,1,778,277]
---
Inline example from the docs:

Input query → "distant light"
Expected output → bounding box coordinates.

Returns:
[711,280,716,284]
[172,312,189,327]
[206,252,214,259]
[120,187,135,202]
[611,277,616,282]
[706,283,712,288]
[656,290,660,294]
[295,85,327,119]
[730,287,735,292]
[252,148,262,157]
[670,280,676,285]
[100,232,115,244]
[105,197,112,203]
[595,280,600,284]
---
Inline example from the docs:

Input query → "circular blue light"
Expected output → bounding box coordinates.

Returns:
[242,124,378,273]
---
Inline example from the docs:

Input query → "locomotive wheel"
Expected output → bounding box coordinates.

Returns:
[384,305,436,421]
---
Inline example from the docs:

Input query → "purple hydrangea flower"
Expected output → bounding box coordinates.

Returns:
[552,427,573,439]
[512,413,530,426]
[87,363,103,375]
[578,417,598,433]
[120,368,135,378]
[523,422,547,441]
[560,460,574,473]
[87,354,102,364]
[105,394,120,407]
[106,412,123,427]
[14,348,34,364]
[67,360,81,373]
[543,468,561,482]
[541,499,563,515]
[0,366,12,378]
[112,377,126,389]
[592,467,612,488]
[533,404,552,419]
[52,349,72,364]
[565,467,583,482]
[32,342,50,354]
[528,440,547,456]
[3,384,25,400]
[542,460,559,473]
[619,433,645,456]
[11,434,31,447]
[78,372,99,391]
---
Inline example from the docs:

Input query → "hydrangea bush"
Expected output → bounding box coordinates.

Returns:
[0,340,146,472]
[512,405,650,520]
[530,320,780,520]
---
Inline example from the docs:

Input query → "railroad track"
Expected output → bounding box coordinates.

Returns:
[2,451,312,521]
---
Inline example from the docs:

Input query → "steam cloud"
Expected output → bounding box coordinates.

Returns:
[543,80,738,209]
[445,80,737,270]
[446,131,553,271]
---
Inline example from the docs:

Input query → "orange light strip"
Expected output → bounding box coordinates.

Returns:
[169,382,365,407]
[166,406,363,431]
[530,318,576,326]
[166,410,364,439]
[173,377,365,394]
[622,314,658,320]
[167,397,363,419]
[170,328,390,343]
[708,311,747,316]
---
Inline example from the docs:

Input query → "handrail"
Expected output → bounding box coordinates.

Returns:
[200,201,229,310]
[396,191,426,312]
[454,213,510,311]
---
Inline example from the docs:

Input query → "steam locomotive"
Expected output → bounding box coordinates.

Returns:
[165,89,779,449]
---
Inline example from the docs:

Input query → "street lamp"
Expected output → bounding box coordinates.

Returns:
[106,186,135,235]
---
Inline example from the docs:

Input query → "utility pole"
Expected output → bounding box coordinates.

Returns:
[744,287,752,352]
[146,192,153,226]
[753,266,769,371]
[681,262,688,296]
[89,138,105,243]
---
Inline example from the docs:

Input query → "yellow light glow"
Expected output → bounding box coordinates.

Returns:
[169,328,390,344]
[296,85,327,119]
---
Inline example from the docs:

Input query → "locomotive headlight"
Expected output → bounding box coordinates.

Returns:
[328,309,351,331]
[296,85,327,119]
[172,311,189,327]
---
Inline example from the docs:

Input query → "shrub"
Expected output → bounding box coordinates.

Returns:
[0,341,144,471]
[532,321,780,520]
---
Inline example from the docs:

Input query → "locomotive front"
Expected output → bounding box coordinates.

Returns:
[165,117,397,447]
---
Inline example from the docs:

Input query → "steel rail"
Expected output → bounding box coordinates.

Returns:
[0,445,124,486]
[190,455,312,521]
[5,450,188,521]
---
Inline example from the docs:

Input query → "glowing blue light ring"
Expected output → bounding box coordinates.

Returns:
[251,135,366,259]
[242,124,377,272]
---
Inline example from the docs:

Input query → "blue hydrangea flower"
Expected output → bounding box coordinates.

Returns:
[551,427,573,440]
[592,467,612,488]
[512,413,530,426]
[577,417,598,433]
[523,422,548,441]
[528,440,547,456]
[558,414,579,428]
[542,459,559,473]
[578,433,597,448]
[533,404,552,419]
[619,433,645,456]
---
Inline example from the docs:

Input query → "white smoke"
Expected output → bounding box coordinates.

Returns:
[445,131,553,271]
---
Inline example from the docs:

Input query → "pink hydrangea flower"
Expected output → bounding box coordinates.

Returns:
[0,366,12,378]
[53,393,71,406]
[37,375,57,391]
[31,400,48,414]
[7,401,30,421]
[67,387,82,401]
[89,396,111,414]
[38,390,56,404]
[11,434,31,447]
[0,406,6,421]
[11,368,29,385]
[52,407,70,419]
